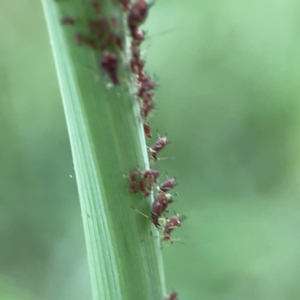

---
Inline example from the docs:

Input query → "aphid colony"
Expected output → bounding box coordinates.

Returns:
[61,1,181,299]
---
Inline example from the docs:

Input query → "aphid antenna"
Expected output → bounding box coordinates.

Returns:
[130,205,149,220]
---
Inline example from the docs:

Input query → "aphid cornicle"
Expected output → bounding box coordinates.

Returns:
[100,51,119,85]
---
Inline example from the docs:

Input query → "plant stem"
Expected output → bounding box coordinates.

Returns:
[42,0,166,299]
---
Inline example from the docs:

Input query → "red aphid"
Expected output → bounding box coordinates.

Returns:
[162,214,185,243]
[115,36,123,50]
[138,179,146,192]
[98,19,107,31]
[106,34,115,47]
[129,182,138,193]
[142,91,153,103]
[100,51,119,85]
[128,0,149,34]
[75,33,83,45]
[88,20,98,33]
[143,169,160,182]
[164,291,179,300]
[110,17,117,28]
[136,59,145,75]
[92,2,101,13]
[129,170,139,182]
[137,77,156,97]
[150,136,168,160]
[151,193,174,228]
[142,169,159,196]
[131,28,145,46]
[61,17,75,25]
[159,178,177,193]
[140,101,155,119]
[143,123,152,139]
[85,37,97,49]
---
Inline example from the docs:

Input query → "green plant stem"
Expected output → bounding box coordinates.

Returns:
[42,0,166,299]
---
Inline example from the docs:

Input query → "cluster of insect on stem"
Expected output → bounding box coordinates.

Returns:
[123,1,183,299]
[60,1,181,299]
[60,1,123,85]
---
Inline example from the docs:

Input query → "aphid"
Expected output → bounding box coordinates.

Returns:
[129,182,138,193]
[61,17,75,25]
[85,37,97,49]
[164,291,179,300]
[110,17,117,28]
[92,2,100,13]
[88,20,98,33]
[131,192,174,228]
[159,178,177,193]
[137,75,156,97]
[142,168,160,196]
[151,193,174,228]
[162,214,186,243]
[142,91,153,103]
[143,123,152,139]
[75,33,83,45]
[127,0,149,34]
[131,28,145,46]
[115,36,123,50]
[100,51,119,85]
[140,101,155,119]
[129,170,139,182]
[149,135,168,160]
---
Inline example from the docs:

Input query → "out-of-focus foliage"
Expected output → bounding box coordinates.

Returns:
[1,1,300,299]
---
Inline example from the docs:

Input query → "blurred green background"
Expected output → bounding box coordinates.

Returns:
[1,0,300,299]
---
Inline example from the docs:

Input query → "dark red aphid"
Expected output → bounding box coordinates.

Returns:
[129,170,139,182]
[162,214,182,243]
[85,37,97,49]
[143,169,160,182]
[128,170,140,193]
[141,101,155,119]
[115,36,123,50]
[88,20,99,33]
[131,28,145,46]
[100,51,119,85]
[151,193,174,228]
[75,33,83,45]
[137,74,156,97]
[142,169,160,196]
[92,2,100,13]
[164,291,179,300]
[127,0,149,34]
[143,123,152,139]
[110,17,117,28]
[142,91,153,103]
[159,178,177,193]
[61,17,75,25]
[129,182,138,193]
[149,135,168,160]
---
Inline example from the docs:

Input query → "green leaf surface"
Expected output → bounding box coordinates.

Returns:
[42,0,166,299]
